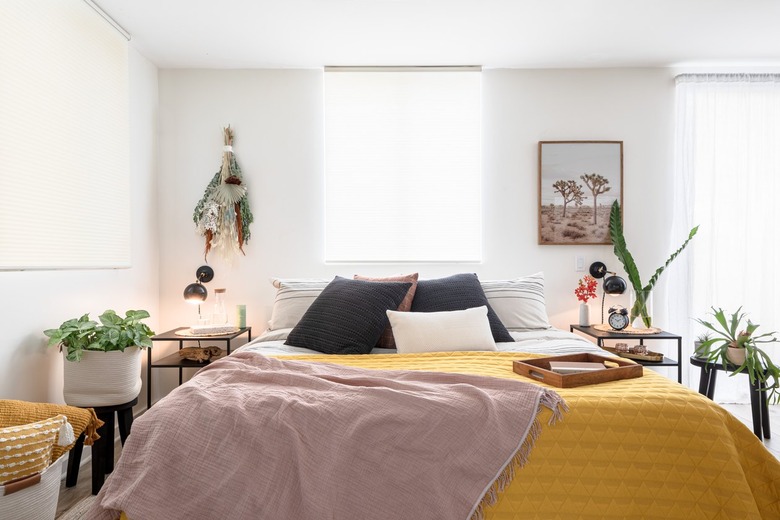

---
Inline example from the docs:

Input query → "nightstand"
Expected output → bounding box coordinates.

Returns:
[570,324,682,384]
[147,327,252,408]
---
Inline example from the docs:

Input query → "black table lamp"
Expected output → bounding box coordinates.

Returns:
[589,261,627,323]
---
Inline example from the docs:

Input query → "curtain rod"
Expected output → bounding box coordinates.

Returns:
[83,0,131,41]
[676,73,780,83]
[325,66,482,72]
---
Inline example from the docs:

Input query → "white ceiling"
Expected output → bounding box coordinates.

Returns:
[95,0,780,69]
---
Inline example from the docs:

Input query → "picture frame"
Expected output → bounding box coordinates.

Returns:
[538,141,623,245]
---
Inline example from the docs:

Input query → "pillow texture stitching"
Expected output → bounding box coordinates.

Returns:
[354,273,419,349]
[285,277,412,355]
[411,273,514,343]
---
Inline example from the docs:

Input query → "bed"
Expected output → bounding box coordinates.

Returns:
[89,273,780,519]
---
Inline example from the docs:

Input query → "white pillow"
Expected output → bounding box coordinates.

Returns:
[268,278,329,330]
[386,306,497,354]
[480,272,551,330]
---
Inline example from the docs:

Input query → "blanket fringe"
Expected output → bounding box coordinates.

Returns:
[542,388,569,426]
[82,408,104,447]
[469,390,567,520]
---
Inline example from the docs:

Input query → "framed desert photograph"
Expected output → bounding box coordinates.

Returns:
[538,141,623,245]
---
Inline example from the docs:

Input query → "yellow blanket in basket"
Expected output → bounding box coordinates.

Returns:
[0,399,103,461]
[279,351,780,520]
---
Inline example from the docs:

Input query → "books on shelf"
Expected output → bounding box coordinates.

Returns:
[548,361,606,375]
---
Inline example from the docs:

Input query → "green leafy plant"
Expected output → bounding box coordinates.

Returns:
[609,201,698,327]
[695,307,780,404]
[44,310,154,362]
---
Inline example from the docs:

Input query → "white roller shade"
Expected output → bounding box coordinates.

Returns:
[0,0,130,269]
[324,68,482,262]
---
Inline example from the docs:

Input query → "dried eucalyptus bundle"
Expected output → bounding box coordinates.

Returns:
[193,126,254,261]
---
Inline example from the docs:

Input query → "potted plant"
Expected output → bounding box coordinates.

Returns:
[694,331,713,351]
[574,274,598,326]
[694,307,780,404]
[609,201,698,328]
[44,310,154,407]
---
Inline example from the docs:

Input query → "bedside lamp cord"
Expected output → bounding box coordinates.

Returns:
[601,290,606,324]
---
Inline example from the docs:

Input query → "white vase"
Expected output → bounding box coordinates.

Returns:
[578,302,590,326]
[63,347,143,407]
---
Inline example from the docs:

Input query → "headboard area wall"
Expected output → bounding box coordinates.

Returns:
[156,67,676,358]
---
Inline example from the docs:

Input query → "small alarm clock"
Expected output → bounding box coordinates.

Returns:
[608,305,630,331]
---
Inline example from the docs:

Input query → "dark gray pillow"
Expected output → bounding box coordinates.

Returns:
[411,273,515,343]
[285,276,412,354]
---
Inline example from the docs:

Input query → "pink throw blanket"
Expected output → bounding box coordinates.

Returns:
[90,353,565,520]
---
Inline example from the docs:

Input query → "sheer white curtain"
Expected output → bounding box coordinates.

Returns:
[668,74,780,401]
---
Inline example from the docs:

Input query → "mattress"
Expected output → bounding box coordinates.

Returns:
[237,327,613,357]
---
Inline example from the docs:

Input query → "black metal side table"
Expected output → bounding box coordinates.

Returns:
[147,327,252,408]
[690,355,770,440]
[570,325,683,384]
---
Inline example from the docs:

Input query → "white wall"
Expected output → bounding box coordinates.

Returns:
[0,48,160,410]
[0,65,681,403]
[156,67,680,388]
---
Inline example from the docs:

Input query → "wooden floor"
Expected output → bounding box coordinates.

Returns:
[55,442,122,518]
[54,404,780,518]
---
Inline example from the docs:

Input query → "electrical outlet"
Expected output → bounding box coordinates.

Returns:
[575,255,585,272]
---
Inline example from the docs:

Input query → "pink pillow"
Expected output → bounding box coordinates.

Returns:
[354,273,419,349]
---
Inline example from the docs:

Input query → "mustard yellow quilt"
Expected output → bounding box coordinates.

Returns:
[283,351,780,519]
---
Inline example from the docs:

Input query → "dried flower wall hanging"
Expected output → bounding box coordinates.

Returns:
[193,126,254,262]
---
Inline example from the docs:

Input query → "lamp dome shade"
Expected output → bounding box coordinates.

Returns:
[184,282,208,303]
[604,275,628,295]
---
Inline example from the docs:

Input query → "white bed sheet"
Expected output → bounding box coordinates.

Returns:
[235,327,612,357]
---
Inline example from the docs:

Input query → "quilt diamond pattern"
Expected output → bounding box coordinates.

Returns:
[281,351,780,519]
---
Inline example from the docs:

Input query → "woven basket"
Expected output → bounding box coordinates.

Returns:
[0,455,63,520]
[63,347,142,406]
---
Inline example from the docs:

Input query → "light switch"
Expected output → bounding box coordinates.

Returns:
[575,255,585,272]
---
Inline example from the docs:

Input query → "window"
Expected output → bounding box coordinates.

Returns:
[324,67,482,262]
[0,0,130,269]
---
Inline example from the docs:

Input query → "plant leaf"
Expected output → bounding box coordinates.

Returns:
[642,225,699,292]
[608,201,643,292]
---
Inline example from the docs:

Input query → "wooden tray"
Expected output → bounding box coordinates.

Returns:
[600,346,664,362]
[513,353,642,388]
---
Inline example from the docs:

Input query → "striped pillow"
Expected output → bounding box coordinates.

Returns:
[268,278,329,330]
[0,415,67,485]
[480,272,551,330]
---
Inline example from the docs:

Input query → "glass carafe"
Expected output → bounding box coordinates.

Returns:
[212,288,228,324]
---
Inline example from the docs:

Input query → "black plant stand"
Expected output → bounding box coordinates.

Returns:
[65,398,138,495]
[690,356,770,440]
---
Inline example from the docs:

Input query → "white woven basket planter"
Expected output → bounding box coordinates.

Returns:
[63,347,142,407]
[0,455,64,520]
